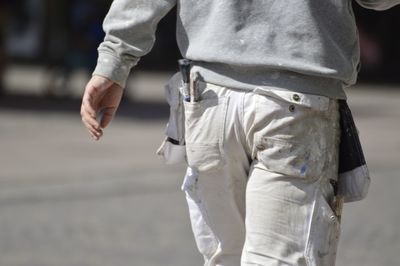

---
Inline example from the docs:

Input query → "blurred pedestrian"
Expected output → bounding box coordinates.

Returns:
[45,0,105,97]
[81,1,399,265]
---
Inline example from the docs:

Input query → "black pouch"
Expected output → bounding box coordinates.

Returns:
[337,100,370,202]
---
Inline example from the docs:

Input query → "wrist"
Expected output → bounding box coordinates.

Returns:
[93,52,139,89]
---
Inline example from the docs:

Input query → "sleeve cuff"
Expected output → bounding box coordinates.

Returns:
[356,0,400,10]
[92,52,139,88]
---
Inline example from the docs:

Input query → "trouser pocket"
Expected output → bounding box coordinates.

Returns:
[184,95,229,172]
[253,89,339,181]
[305,190,341,266]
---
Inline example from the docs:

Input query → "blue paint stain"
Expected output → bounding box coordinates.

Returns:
[300,164,308,176]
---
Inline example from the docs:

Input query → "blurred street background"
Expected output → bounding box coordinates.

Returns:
[0,1,399,266]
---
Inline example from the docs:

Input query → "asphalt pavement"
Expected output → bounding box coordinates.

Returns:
[0,70,399,266]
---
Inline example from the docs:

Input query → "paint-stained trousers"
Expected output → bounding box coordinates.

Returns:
[181,81,341,266]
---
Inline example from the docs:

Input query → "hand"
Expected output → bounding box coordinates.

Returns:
[80,75,123,140]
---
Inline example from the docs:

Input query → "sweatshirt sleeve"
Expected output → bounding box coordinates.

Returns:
[355,0,400,10]
[93,0,177,88]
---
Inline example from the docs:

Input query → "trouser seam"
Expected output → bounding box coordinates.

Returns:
[240,90,252,160]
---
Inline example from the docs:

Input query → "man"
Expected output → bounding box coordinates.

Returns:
[80,1,399,265]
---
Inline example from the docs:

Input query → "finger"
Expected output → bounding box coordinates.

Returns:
[89,131,99,141]
[82,95,97,118]
[81,105,101,130]
[92,131,103,141]
[82,116,103,137]
[87,125,102,141]
[100,107,116,129]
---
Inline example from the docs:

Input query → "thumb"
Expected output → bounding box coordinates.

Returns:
[99,83,123,129]
[100,107,117,129]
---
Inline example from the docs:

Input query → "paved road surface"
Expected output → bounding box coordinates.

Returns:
[0,75,399,266]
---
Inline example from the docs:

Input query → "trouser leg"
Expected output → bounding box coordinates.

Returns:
[182,164,247,266]
[241,163,340,266]
[182,84,249,266]
[241,90,341,266]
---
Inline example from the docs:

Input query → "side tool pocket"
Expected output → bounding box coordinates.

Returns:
[156,72,186,164]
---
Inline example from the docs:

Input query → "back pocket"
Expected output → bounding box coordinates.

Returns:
[253,91,338,181]
[184,97,228,172]
[257,136,328,181]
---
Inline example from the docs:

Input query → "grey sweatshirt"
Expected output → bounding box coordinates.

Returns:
[93,0,399,99]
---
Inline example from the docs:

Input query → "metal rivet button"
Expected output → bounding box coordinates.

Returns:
[292,94,300,102]
[289,105,295,112]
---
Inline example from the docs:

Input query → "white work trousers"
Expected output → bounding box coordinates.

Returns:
[181,81,341,266]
